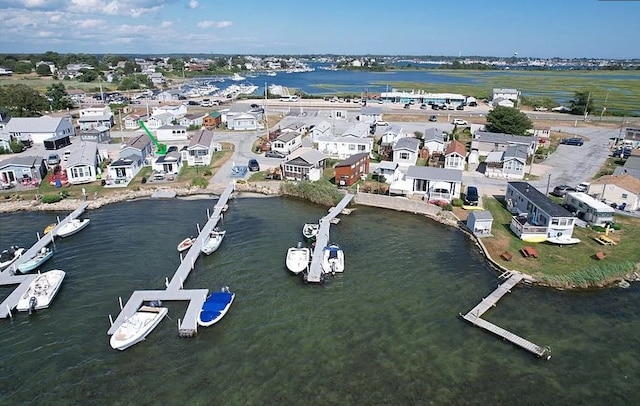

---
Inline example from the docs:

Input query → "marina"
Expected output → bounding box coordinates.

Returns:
[106,182,235,340]
[0,202,89,319]
[460,271,551,359]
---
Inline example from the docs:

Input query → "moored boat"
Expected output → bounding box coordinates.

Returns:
[56,218,90,238]
[286,242,311,275]
[201,228,226,255]
[109,304,168,350]
[197,286,235,327]
[302,223,319,241]
[0,246,25,270]
[16,270,66,313]
[321,244,345,274]
[17,247,54,274]
[43,223,57,234]
[177,237,196,252]
[546,236,581,245]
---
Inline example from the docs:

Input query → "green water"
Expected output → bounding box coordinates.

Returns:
[0,197,638,405]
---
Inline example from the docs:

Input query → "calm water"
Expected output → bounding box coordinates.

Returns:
[1,197,639,405]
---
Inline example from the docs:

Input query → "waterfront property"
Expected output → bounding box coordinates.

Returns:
[404,166,463,202]
[104,133,152,186]
[0,155,46,188]
[281,148,327,181]
[562,192,615,225]
[271,131,302,155]
[65,141,101,185]
[182,129,220,167]
[506,182,576,241]
[466,211,494,237]
[151,151,182,176]
[334,152,370,187]
[373,161,402,183]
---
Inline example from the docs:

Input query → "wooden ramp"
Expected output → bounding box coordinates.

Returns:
[107,182,235,340]
[0,203,89,319]
[461,272,551,360]
[305,194,353,283]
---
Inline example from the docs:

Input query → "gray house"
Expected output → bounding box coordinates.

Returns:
[484,144,528,179]
[3,116,74,149]
[471,131,538,157]
[404,166,463,202]
[66,141,100,185]
[0,155,47,188]
[80,125,111,143]
[183,129,221,166]
[467,211,494,237]
[359,106,383,124]
[393,137,421,168]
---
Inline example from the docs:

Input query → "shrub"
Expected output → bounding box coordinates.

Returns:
[191,177,208,188]
[451,198,464,207]
[41,194,63,204]
[280,179,343,206]
[203,169,212,176]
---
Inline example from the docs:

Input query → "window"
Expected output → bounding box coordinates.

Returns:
[358,145,366,152]
[400,152,410,160]
[622,193,628,199]
[349,144,355,151]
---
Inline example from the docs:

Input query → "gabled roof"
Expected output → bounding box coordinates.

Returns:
[504,144,528,162]
[341,122,370,138]
[312,121,331,132]
[622,156,640,170]
[155,151,181,163]
[67,141,98,167]
[335,152,369,167]
[276,132,300,143]
[0,155,43,168]
[149,113,174,121]
[508,182,573,217]
[376,161,398,171]
[189,129,214,148]
[285,147,325,165]
[393,137,420,151]
[207,111,222,119]
[126,133,152,150]
[182,113,205,120]
[4,116,68,133]
[445,140,466,156]
[469,210,493,221]
[230,113,257,120]
[405,166,463,182]
[384,124,403,135]
[590,174,640,194]
[423,128,445,142]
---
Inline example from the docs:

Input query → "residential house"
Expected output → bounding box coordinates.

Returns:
[422,128,446,154]
[228,113,258,131]
[105,157,142,187]
[182,129,221,167]
[77,106,114,130]
[310,120,331,142]
[393,137,421,168]
[271,132,302,155]
[466,211,494,237]
[471,131,538,157]
[179,113,205,128]
[614,154,640,179]
[316,135,373,160]
[562,192,615,225]
[119,132,154,165]
[65,141,100,185]
[334,152,370,187]
[281,121,308,135]
[156,125,188,141]
[149,72,166,85]
[80,125,111,144]
[152,104,187,119]
[588,174,640,211]
[3,116,74,149]
[146,113,175,129]
[281,148,326,181]
[359,106,383,124]
[623,127,640,148]
[342,122,370,138]
[203,111,222,128]
[484,144,528,179]
[0,156,47,188]
[152,151,182,175]
[492,88,520,103]
[505,182,576,241]
[404,166,463,202]
[444,140,466,171]
[532,126,551,148]
[156,89,181,102]
[373,161,402,183]
[123,114,147,130]
[491,98,515,108]
[381,125,409,146]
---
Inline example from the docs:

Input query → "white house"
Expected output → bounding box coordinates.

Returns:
[392,137,421,168]
[3,116,74,148]
[271,132,302,155]
[310,120,332,142]
[484,144,528,179]
[77,106,114,130]
[123,114,147,130]
[492,98,515,108]
[156,125,188,141]
[65,141,100,185]
[146,113,174,129]
[358,106,383,124]
[342,122,370,138]
[471,131,538,157]
[588,174,640,211]
[492,88,520,102]
[152,104,187,119]
[281,148,327,181]
[179,113,205,128]
[228,113,258,131]
[444,140,466,171]
[423,128,446,154]
[316,135,373,160]
[373,161,402,183]
[381,125,409,146]
[152,151,182,175]
[182,129,220,167]
[404,166,463,202]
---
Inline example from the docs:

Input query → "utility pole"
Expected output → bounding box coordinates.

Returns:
[545,173,551,196]
[599,91,609,121]
[583,92,591,121]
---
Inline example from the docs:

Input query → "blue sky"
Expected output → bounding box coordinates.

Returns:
[0,0,638,58]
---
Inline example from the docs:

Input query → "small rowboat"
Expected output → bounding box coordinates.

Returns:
[44,223,57,234]
[177,237,196,252]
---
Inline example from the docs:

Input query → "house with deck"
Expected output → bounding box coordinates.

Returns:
[423,128,446,154]
[373,161,402,183]
[182,129,220,167]
[152,151,182,175]
[393,137,421,168]
[0,156,47,188]
[65,141,101,184]
[316,135,373,159]
[334,152,370,187]
[203,111,222,128]
[281,148,326,181]
[403,166,463,202]
[484,144,528,179]
[3,116,74,149]
[227,113,259,131]
[505,182,576,241]
[444,140,466,171]
[271,131,302,155]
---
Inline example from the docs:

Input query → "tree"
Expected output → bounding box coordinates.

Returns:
[46,82,73,110]
[569,91,593,116]
[36,63,52,76]
[13,61,33,74]
[485,106,533,135]
[78,68,98,82]
[0,84,48,117]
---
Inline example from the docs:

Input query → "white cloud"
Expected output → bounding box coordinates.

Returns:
[197,20,232,29]
[77,18,106,29]
[161,21,172,28]
[187,0,198,9]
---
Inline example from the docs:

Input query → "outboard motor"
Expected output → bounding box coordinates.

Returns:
[28,296,37,314]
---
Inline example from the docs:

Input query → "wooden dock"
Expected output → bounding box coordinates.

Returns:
[306,194,354,283]
[460,272,551,360]
[0,202,89,319]
[107,182,235,338]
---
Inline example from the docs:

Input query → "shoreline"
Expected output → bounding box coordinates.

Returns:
[2,183,638,289]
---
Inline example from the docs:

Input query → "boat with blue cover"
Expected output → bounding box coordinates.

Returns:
[197,286,235,327]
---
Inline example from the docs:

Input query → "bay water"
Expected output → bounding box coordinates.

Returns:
[1,196,639,405]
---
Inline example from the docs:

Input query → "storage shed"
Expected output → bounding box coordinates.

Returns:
[466,211,494,237]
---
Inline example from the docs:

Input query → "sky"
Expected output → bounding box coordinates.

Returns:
[0,0,639,59]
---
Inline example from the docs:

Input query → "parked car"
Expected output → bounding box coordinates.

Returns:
[464,186,479,206]
[456,105,465,111]
[560,138,584,146]
[375,121,389,126]
[452,119,468,126]
[551,185,576,197]
[429,115,437,122]
[47,154,60,166]
[265,150,285,158]
[248,159,260,172]
[420,104,427,110]
[575,182,590,192]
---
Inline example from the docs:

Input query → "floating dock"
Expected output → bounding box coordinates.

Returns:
[460,272,551,360]
[0,202,89,319]
[306,194,354,283]
[107,182,235,338]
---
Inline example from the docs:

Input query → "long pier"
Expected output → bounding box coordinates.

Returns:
[107,182,235,338]
[306,194,354,283]
[460,272,551,360]
[0,202,89,319]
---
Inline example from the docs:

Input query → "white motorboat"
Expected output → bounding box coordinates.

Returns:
[197,286,235,327]
[109,305,168,351]
[302,223,319,241]
[17,247,54,274]
[201,228,226,255]
[16,270,66,313]
[56,218,90,238]
[286,242,311,275]
[322,244,345,274]
[0,246,25,270]
[230,73,246,81]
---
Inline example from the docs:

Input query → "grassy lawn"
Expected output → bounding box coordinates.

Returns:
[593,156,627,179]
[480,196,640,287]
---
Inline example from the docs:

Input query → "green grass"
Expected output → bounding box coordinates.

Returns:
[481,196,640,287]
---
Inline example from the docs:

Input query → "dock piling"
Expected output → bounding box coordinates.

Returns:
[109,314,113,326]
[118,297,123,310]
